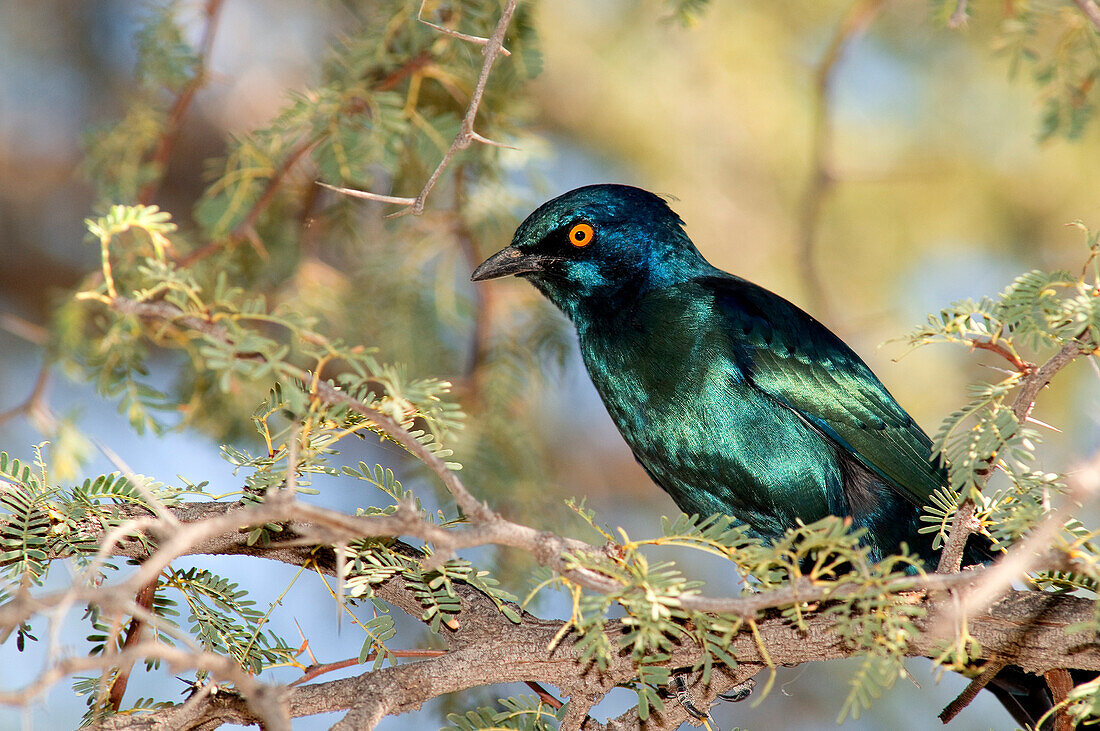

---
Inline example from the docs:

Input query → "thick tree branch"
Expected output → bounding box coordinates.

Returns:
[3,477,1097,731]
[75,587,1100,730]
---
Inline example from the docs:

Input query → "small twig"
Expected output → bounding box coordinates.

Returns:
[325,0,520,215]
[282,421,301,499]
[524,680,564,710]
[417,0,511,56]
[314,182,415,208]
[935,499,978,574]
[410,0,519,216]
[0,362,50,427]
[947,0,970,28]
[107,578,159,711]
[968,338,1032,373]
[1073,0,1100,33]
[938,656,1006,723]
[0,311,49,345]
[288,650,447,687]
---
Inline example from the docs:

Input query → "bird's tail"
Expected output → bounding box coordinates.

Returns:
[983,666,1094,730]
[956,537,1091,728]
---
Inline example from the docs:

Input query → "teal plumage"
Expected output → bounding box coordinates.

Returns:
[474,184,938,563]
[472,184,1059,728]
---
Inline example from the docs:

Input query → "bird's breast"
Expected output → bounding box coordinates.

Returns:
[575,301,841,536]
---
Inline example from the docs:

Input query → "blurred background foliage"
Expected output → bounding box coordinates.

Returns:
[1,0,1099,728]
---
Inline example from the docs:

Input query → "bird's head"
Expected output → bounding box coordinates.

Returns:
[471,184,706,320]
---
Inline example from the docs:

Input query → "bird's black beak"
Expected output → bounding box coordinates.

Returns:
[470,246,549,281]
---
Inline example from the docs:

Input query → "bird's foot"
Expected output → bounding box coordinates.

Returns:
[717,677,756,703]
[669,673,712,722]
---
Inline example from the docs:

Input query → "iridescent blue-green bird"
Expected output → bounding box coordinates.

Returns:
[471,184,1058,727]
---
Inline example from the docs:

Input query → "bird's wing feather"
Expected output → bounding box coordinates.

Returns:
[702,274,944,507]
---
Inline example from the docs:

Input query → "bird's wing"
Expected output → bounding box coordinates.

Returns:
[703,274,944,507]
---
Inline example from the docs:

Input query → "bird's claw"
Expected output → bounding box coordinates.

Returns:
[670,673,712,721]
[717,677,756,703]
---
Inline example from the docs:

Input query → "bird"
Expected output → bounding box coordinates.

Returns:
[471,183,1060,728]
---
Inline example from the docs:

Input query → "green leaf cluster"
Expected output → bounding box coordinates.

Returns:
[909,227,1099,549]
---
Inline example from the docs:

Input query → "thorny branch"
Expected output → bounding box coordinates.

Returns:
[321,0,520,215]
[7,497,1100,731]
[936,338,1093,574]
[938,656,1004,723]
[107,294,1076,616]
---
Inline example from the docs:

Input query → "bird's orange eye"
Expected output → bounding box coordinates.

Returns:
[568,223,594,247]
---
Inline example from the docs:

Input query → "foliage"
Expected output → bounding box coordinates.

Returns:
[907,223,1100,554]
[443,694,566,730]
[986,2,1100,141]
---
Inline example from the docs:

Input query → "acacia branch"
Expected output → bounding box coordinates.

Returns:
[936,338,1092,573]
[107,578,159,711]
[104,295,1041,620]
[322,0,520,214]
[6,487,1100,731]
[102,294,1100,621]
[968,337,1031,372]
[939,656,1005,723]
[416,0,512,56]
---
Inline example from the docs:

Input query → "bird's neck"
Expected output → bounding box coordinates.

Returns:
[538,253,716,328]
[570,278,714,367]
